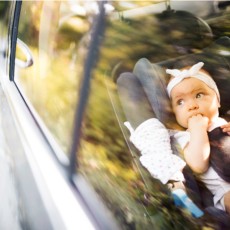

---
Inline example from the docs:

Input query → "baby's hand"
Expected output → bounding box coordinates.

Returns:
[221,122,230,136]
[188,114,209,132]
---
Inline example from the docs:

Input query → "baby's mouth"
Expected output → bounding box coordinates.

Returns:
[190,112,203,117]
[198,113,203,116]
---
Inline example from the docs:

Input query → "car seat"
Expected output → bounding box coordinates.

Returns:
[116,36,230,228]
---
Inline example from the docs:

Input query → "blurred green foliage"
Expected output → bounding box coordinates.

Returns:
[79,5,216,229]
[14,1,230,229]
[0,1,9,19]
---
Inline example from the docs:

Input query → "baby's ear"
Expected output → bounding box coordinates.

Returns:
[218,100,221,108]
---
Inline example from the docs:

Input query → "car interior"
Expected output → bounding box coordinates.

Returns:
[115,36,230,229]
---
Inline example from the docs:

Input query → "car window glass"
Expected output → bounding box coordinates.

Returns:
[77,1,227,228]
[12,0,230,228]
[14,1,93,154]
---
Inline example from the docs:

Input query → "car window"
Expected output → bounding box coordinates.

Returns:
[76,1,225,229]
[12,0,230,229]
[14,1,94,154]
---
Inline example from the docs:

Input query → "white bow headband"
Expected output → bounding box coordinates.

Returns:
[166,62,220,102]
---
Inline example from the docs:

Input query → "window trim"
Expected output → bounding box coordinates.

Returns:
[9,0,21,81]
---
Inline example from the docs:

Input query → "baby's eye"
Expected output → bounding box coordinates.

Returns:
[196,93,204,98]
[177,99,184,105]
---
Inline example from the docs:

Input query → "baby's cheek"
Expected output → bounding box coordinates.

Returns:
[176,115,187,129]
[182,120,188,129]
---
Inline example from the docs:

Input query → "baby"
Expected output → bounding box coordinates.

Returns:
[166,62,230,213]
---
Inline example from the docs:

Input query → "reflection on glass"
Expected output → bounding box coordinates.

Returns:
[13,0,230,228]
[15,1,93,153]
[78,1,230,229]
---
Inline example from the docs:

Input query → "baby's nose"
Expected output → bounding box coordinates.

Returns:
[188,100,199,110]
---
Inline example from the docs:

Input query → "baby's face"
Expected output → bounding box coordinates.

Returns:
[171,77,220,128]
